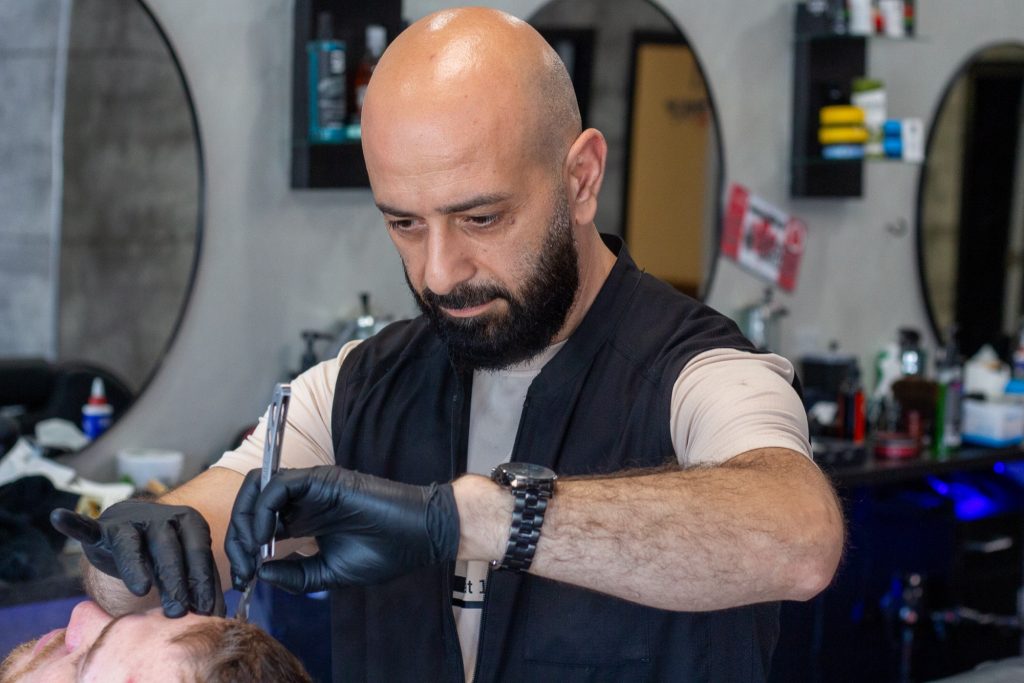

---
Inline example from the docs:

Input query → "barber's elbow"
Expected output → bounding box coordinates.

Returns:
[786,496,845,601]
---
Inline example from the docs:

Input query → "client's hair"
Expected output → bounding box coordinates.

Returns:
[170,619,311,683]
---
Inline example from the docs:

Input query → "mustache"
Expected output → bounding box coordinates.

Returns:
[420,282,513,311]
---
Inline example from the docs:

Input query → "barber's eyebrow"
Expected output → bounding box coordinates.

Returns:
[376,193,512,217]
[75,613,131,682]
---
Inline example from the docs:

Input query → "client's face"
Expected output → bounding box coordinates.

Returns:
[0,600,210,682]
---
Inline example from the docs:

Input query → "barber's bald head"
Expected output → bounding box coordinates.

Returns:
[362,7,581,176]
[363,8,613,369]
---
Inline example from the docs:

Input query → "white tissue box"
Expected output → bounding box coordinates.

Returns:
[962,400,1024,447]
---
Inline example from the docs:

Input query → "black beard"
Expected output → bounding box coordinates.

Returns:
[407,194,579,371]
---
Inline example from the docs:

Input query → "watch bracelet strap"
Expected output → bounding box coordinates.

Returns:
[494,489,550,571]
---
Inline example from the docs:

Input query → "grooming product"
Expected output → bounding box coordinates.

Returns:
[892,376,937,449]
[878,0,905,37]
[879,118,923,161]
[820,105,865,126]
[962,399,1024,447]
[349,24,386,137]
[852,78,886,158]
[882,117,900,156]
[307,12,347,143]
[903,0,915,36]
[883,136,903,159]
[822,144,865,160]
[874,431,919,460]
[355,292,377,340]
[1013,319,1024,380]
[800,346,858,438]
[933,330,963,457]
[963,345,1010,400]
[898,328,925,376]
[819,103,868,159]
[236,383,291,623]
[838,364,866,443]
[900,118,923,162]
[81,378,113,441]
[847,0,873,34]
[819,126,870,145]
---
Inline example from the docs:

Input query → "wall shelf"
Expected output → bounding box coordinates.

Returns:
[790,4,867,198]
[290,0,403,189]
[790,3,924,197]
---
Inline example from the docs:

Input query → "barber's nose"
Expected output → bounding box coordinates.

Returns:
[423,227,474,296]
[64,600,112,651]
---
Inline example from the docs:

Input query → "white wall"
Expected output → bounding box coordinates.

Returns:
[68,0,1024,479]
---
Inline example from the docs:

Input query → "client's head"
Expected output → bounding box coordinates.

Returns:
[0,600,311,682]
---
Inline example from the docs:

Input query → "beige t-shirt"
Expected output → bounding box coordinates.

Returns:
[213,341,811,677]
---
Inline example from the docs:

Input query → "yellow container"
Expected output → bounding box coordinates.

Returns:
[819,126,870,145]
[819,105,865,126]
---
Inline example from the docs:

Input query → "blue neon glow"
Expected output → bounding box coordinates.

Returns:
[928,477,950,496]
[925,475,1001,521]
[994,461,1006,474]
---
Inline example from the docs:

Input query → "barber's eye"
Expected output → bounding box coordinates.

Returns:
[386,218,415,232]
[467,214,498,227]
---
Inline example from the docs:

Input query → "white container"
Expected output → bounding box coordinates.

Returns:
[962,400,1024,447]
[901,118,924,163]
[878,0,905,37]
[847,0,873,35]
[117,448,185,488]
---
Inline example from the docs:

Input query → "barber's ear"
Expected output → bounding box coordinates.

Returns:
[564,128,607,226]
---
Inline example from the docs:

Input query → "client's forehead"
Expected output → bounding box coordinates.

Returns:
[80,611,201,680]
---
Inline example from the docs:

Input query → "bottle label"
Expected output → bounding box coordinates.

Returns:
[82,410,112,441]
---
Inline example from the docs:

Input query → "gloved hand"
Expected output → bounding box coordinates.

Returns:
[225,466,460,595]
[50,500,224,618]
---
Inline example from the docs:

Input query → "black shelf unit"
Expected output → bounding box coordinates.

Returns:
[291,0,403,188]
[790,4,867,198]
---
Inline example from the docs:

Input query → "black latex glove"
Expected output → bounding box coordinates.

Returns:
[50,500,225,618]
[225,466,460,595]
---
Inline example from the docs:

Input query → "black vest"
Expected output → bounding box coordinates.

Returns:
[329,236,780,682]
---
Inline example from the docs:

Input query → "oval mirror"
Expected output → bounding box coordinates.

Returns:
[0,0,202,451]
[918,43,1024,358]
[528,0,722,299]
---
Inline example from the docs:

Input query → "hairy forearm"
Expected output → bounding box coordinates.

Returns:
[454,448,844,612]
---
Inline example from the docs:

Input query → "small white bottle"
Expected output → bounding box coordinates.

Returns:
[1012,319,1024,381]
[81,377,113,441]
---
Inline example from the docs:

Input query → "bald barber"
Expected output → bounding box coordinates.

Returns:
[53,8,844,681]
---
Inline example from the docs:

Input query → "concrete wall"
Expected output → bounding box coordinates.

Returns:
[0,1,67,359]
[62,0,1024,479]
[58,0,199,393]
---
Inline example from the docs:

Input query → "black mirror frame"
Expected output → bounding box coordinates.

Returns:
[914,40,1024,350]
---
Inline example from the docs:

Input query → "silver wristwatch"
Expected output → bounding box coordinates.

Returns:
[490,462,557,572]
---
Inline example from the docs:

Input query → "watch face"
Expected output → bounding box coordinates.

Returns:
[495,462,557,488]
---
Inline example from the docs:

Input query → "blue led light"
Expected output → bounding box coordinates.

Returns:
[994,461,1007,474]
[927,477,949,496]
[925,475,1001,521]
